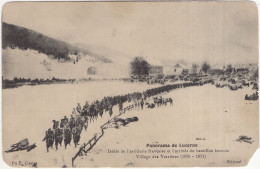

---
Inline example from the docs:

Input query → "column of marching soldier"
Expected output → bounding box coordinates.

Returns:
[42,82,201,152]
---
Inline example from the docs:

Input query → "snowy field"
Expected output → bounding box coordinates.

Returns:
[76,84,258,167]
[2,81,258,167]
[2,81,161,167]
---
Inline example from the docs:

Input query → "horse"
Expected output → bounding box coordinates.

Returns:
[162,98,168,106]
[168,98,173,106]
[153,97,163,107]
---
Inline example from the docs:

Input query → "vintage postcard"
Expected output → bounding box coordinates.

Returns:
[1,1,259,168]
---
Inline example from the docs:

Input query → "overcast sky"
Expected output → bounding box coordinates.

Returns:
[2,1,258,65]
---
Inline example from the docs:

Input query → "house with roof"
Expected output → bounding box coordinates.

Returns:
[234,64,249,72]
[130,57,163,78]
[189,65,201,76]
[248,64,258,72]
[144,57,164,77]
[208,65,224,75]
[171,63,189,76]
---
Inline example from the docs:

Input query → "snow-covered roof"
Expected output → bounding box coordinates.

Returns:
[143,57,163,66]
[235,64,249,69]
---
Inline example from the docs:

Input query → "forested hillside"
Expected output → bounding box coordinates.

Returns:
[2,22,111,62]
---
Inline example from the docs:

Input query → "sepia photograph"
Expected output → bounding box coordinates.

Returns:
[1,1,259,168]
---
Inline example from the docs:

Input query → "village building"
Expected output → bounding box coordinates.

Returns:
[145,57,163,77]
[248,64,258,72]
[234,64,249,72]
[182,69,189,76]
[163,66,175,79]
[130,57,163,81]
[171,63,189,76]
[189,65,201,76]
[208,65,224,75]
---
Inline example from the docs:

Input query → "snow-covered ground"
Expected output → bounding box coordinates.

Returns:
[76,84,258,167]
[2,82,258,167]
[2,81,161,167]
[2,47,130,80]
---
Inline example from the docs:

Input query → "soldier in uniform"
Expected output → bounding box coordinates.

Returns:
[108,104,113,117]
[52,120,59,130]
[81,101,89,116]
[83,115,88,131]
[60,116,69,128]
[93,101,99,120]
[98,102,104,118]
[54,128,63,150]
[42,128,54,152]
[71,108,77,117]
[75,116,83,132]
[76,103,81,114]
[119,101,123,113]
[140,99,144,110]
[64,125,72,149]
[72,126,81,148]
[69,115,76,130]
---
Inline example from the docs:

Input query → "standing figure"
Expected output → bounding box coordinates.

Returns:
[119,102,123,113]
[77,103,81,114]
[72,126,81,147]
[52,120,59,130]
[42,128,54,152]
[69,115,76,130]
[98,102,104,118]
[64,127,72,149]
[71,108,77,116]
[82,115,88,131]
[134,100,138,110]
[140,99,144,110]
[81,101,89,116]
[109,104,113,117]
[60,116,69,128]
[76,116,83,132]
[54,128,63,150]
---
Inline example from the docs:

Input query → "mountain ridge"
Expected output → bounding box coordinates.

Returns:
[2,22,111,63]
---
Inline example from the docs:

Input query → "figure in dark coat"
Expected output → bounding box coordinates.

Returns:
[42,128,54,152]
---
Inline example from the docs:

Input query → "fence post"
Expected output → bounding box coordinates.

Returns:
[94,134,97,141]
[72,157,74,168]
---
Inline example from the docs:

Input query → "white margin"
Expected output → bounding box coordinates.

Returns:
[0,0,259,169]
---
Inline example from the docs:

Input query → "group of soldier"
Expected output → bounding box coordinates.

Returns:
[42,111,87,152]
[43,81,200,153]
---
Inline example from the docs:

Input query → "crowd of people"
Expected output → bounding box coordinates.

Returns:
[42,81,202,152]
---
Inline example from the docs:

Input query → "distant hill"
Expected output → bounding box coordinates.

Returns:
[2,22,111,63]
